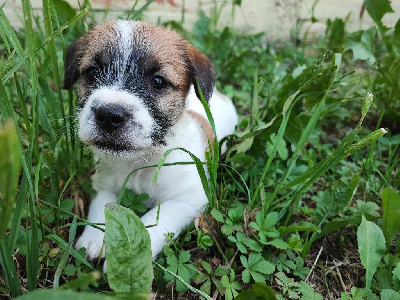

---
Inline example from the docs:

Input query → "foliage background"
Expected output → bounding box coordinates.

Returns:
[0,0,399,299]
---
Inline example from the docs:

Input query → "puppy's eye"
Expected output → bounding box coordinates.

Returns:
[151,75,168,91]
[85,67,101,83]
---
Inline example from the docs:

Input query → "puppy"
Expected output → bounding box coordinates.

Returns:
[64,20,238,262]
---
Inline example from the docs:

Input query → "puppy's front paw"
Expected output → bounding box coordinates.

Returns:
[75,226,106,260]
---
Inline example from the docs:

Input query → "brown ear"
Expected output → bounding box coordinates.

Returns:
[63,37,88,89]
[185,43,216,102]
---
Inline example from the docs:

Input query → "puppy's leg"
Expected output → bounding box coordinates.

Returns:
[141,200,206,257]
[75,191,117,259]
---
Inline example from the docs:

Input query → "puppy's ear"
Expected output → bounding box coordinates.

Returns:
[63,37,88,89]
[185,43,216,102]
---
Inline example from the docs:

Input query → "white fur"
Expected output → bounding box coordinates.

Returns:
[113,20,135,85]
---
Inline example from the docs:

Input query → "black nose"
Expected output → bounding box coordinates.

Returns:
[94,105,129,133]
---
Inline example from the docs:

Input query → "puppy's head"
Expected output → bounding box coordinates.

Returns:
[64,20,215,158]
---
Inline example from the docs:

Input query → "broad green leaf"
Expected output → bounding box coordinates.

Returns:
[287,234,305,253]
[197,233,213,249]
[266,133,288,160]
[240,253,275,283]
[165,251,198,293]
[235,283,276,300]
[249,211,280,242]
[376,268,394,290]
[314,175,359,224]
[348,286,378,300]
[221,270,241,300]
[382,187,400,249]
[381,289,400,300]
[298,281,323,300]
[236,232,263,252]
[0,122,21,242]
[394,19,400,49]
[178,250,190,264]
[228,235,248,253]
[60,271,100,290]
[53,0,76,26]
[279,222,321,235]
[357,216,386,289]
[393,263,400,291]
[356,200,380,218]
[326,18,346,50]
[211,208,224,223]
[200,278,211,296]
[320,199,380,238]
[345,28,377,64]
[265,239,288,250]
[201,261,212,274]
[215,266,230,277]
[105,204,154,293]
[15,289,151,300]
[365,0,394,27]
[234,137,254,154]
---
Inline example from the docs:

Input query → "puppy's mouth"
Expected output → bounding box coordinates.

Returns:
[91,140,133,152]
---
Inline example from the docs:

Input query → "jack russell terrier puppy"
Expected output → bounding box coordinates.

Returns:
[64,20,238,263]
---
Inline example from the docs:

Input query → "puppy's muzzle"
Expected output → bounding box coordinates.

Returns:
[93,104,129,133]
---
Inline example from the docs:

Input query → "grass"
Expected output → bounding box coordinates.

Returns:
[0,0,400,299]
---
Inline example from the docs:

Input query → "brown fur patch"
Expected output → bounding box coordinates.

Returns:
[78,20,118,72]
[183,41,216,101]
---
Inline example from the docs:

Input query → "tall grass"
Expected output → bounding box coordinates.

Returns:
[0,0,90,296]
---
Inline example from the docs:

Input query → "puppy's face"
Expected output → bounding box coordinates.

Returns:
[64,20,215,158]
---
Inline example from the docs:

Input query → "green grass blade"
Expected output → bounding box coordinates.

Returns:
[154,261,212,300]
[0,238,21,296]
[0,7,29,69]
[277,128,386,226]
[251,90,300,207]
[196,82,219,206]
[14,75,32,133]
[54,217,78,289]
[9,176,28,251]
[42,0,70,149]
[26,155,41,291]
[56,171,77,230]
[22,0,39,162]
[46,234,94,270]
[42,0,63,103]
[268,130,358,207]
[275,53,342,191]
[153,147,212,201]
[129,0,155,20]
[2,8,88,83]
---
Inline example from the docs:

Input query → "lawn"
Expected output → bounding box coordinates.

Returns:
[0,0,399,299]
